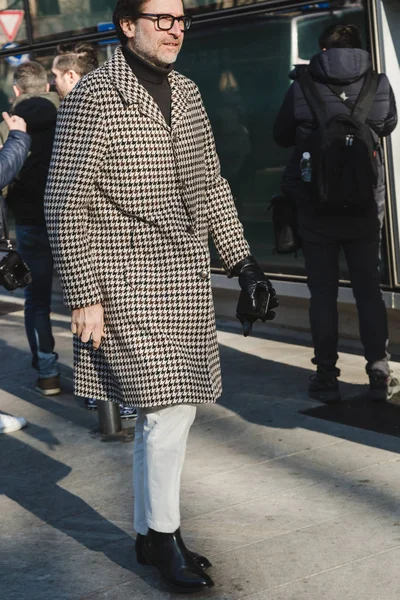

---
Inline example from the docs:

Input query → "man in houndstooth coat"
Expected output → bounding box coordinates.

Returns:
[45,0,278,592]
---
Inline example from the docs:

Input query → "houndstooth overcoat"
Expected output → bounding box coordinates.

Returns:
[44,47,250,408]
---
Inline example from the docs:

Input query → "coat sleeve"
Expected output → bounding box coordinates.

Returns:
[367,74,397,137]
[273,83,297,148]
[195,87,250,274]
[0,130,30,189]
[375,75,398,137]
[44,83,107,309]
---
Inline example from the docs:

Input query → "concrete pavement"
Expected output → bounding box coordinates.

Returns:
[1,287,400,599]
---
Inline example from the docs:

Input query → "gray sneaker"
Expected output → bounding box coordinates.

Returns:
[368,372,400,402]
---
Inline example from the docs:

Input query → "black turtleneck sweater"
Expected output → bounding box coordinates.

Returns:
[122,45,172,126]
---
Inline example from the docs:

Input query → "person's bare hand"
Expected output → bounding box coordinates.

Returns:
[71,304,106,351]
[2,112,27,133]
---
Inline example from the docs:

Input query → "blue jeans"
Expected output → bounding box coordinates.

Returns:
[16,225,59,379]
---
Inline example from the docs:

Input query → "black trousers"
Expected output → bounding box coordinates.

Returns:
[299,214,389,375]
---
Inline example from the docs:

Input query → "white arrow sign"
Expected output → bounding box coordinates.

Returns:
[0,10,24,44]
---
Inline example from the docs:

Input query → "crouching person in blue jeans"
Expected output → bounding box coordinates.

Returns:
[0,111,31,434]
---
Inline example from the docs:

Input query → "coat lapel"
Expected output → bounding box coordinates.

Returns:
[105,48,195,221]
[106,47,169,130]
[106,47,191,132]
[169,71,190,132]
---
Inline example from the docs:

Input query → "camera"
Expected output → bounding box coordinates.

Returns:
[0,247,32,291]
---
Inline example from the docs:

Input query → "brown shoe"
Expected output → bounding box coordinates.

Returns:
[36,375,61,396]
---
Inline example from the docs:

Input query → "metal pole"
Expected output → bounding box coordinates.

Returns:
[23,0,34,47]
[97,401,122,436]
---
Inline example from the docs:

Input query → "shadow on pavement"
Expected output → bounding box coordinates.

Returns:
[0,421,153,597]
[301,395,400,438]
[2,308,400,597]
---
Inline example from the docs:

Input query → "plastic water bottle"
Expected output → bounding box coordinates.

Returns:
[300,152,312,182]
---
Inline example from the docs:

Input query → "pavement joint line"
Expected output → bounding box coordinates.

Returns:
[208,512,400,564]
[183,439,346,485]
[183,479,399,529]
[292,454,400,480]
[236,543,400,600]
[186,429,343,459]
[181,455,400,524]
[181,480,331,524]
[181,462,387,526]
[340,455,400,476]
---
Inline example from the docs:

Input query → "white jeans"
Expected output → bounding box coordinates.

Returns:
[133,403,197,535]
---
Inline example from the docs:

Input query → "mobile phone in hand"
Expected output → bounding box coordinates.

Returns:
[256,286,271,320]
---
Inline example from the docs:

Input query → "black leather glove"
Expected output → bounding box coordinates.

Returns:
[232,256,279,337]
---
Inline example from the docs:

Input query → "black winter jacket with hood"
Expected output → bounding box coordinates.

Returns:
[273,48,397,217]
[1,92,60,226]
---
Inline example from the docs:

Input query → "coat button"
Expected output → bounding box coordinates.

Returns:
[186,224,194,235]
[199,270,208,280]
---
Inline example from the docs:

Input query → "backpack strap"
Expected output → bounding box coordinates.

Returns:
[299,70,331,127]
[326,70,379,126]
[352,70,379,124]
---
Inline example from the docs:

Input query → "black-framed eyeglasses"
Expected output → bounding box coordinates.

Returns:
[139,13,192,32]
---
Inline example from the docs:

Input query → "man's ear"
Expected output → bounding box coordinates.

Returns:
[46,83,50,92]
[120,18,136,39]
[13,84,21,98]
[70,70,81,85]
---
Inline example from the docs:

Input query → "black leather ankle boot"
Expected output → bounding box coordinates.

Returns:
[136,529,212,570]
[142,528,214,593]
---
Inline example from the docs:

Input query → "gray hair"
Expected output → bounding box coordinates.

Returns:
[13,61,48,94]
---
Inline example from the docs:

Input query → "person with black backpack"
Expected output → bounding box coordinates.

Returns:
[273,23,398,403]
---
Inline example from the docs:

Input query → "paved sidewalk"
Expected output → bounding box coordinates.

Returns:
[1,289,400,600]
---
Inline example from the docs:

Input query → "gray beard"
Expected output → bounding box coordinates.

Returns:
[128,41,172,70]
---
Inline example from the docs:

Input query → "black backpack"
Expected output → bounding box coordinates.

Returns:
[299,69,379,216]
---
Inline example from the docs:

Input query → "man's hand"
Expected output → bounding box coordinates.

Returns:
[2,112,27,133]
[71,303,105,351]
[233,256,279,336]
